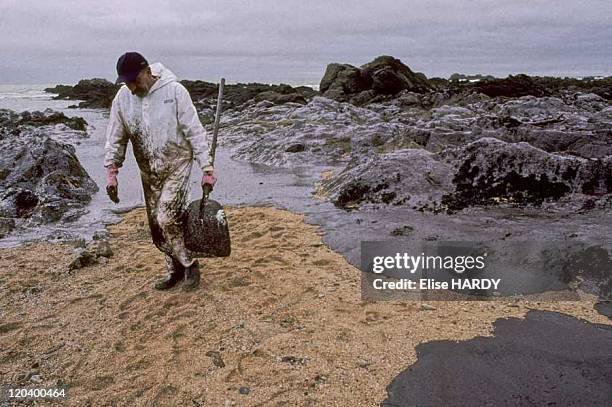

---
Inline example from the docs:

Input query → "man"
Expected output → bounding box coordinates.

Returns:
[104,51,217,291]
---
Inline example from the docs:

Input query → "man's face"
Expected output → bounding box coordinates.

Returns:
[126,68,151,97]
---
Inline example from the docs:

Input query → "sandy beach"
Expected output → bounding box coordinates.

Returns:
[1,206,609,406]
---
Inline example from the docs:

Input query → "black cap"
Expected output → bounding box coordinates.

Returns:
[115,52,149,85]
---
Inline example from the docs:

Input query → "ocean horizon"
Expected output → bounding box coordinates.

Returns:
[1,71,610,99]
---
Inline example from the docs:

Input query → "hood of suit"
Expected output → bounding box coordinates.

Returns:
[147,62,177,95]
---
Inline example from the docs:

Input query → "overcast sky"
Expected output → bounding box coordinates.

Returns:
[1,0,610,85]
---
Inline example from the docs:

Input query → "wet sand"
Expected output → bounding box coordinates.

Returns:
[0,206,609,406]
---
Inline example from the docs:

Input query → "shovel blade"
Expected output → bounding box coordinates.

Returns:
[184,198,231,257]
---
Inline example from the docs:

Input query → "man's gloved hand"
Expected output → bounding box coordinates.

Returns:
[106,165,120,204]
[202,165,217,192]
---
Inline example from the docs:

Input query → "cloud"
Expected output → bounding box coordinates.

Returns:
[0,0,610,83]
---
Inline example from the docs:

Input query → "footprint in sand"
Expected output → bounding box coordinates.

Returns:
[118,291,148,311]
[252,257,271,266]
[0,321,21,334]
[87,375,115,391]
[311,258,332,266]
[240,230,267,242]
[269,255,289,265]
[269,226,285,232]
[125,356,152,372]
[113,341,126,352]
[162,297,181,309]
[364,311,383,323]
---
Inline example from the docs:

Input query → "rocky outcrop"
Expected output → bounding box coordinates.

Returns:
[437,138,612,210]
[316,137,611,212]
[184,81,316,111]
[16,109,87,131]
[45,79,317,110]
[319,64,371,101]
[252,91,307,105]
[318,149,454,210]
[445,75,612,101]
[0,135,98,224]
[361,56,432,95]
[470,74,549,98]
[220,97,406,167]
[0,110,98,235]
[319,56,432,105]
[45,78,120,109]
[0,108,88,136]
[535,76,612,101]
[369,92,612,159]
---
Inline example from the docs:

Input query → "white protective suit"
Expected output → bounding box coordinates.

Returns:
[104,62,213,268]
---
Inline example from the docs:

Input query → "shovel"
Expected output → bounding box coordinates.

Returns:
[183,78,231,257]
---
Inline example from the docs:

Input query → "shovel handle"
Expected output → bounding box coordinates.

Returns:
[198,77,224,222]
[199,184,212,220]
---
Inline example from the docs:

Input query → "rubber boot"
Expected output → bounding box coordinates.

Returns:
[183,260,201,291]
[154,256,185,290]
